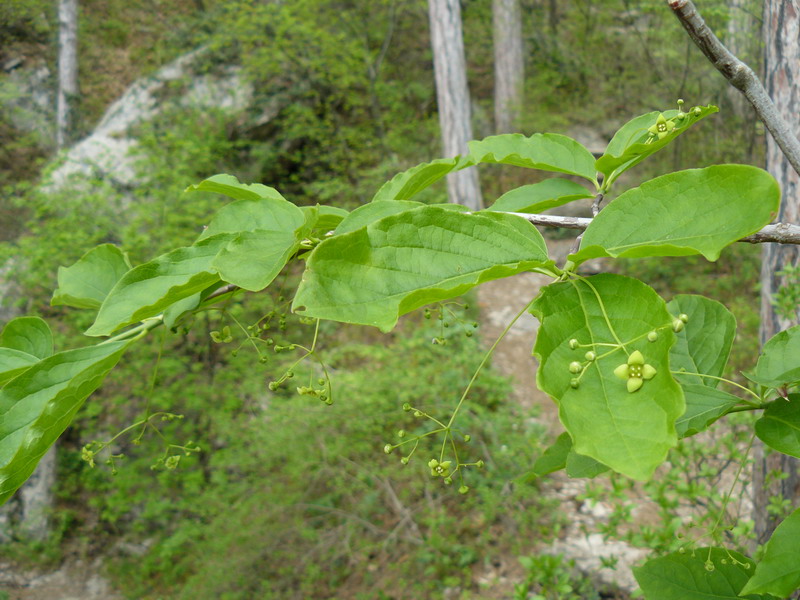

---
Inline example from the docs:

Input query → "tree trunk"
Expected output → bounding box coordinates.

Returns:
[428,0,482,210]
[725,0,755,117]
[754,0,800,545]
[56,0,79,149]
[493,0,524,134]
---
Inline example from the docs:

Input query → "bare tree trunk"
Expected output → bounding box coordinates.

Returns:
[493,0,524,134]
[56,0,79,149]
[724,0,751,116]
[428,0,482,210]
[754,0,800,545]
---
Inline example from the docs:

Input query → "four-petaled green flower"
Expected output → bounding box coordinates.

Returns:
[613,350,657,393]
[428,458,452,478]
[648,113,675,140]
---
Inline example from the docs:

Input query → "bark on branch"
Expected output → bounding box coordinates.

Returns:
[666,0,800,178]
[507,213,800,245]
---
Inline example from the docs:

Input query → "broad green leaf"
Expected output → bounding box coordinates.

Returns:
[468,133,598,183]
[487,178,593,214]
[371,157,464,202]
[597,105,719,179]
[755,395,800,458]
[86,236,229,337]
[531,274,684,481]
[0,340,130,505]
[335,200,424,234]
[748,325,800,388]
[740,508,800,596]
[293,207,549,331]
[51,244,132,310]
[213,230,299,291]
[0,349,39,387]
[302,205,348,232]
[0,317,53,360]
[200,196,305,241]
[530,432,571,477]
[572,165,780,263]
[676,385,740,438]
[186,173,286,202]
[667,295,736,388]
[634,547,772,600]
[566,450,610,478]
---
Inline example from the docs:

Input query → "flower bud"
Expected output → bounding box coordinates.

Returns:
[383,444,393,454]
[569,361,582,374]
[569,338,579,349]
[647,331,658,342]
[584,351,596,361]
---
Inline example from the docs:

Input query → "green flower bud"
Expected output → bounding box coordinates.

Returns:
[383,444,393,454]
[403,403,412,412]
[464,434,471,443]
[673,319,685,332]
[476,460,485,469]
[569,338,580,349]
[647,331,658,342]
[459,485,469,494]
[679,313,689,323]
[584,351,596,361]
[569,361,582,374]
[570,378,580,389]
[397,430,406,438]
[400,457,409,465]
[443,476,453,485]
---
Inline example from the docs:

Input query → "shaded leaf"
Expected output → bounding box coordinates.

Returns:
[186,173,286,202]
[748,325,800,388]
[0,349,39,387]
[0,317,53,360]
[468,133,598,183]
[293,207,549,331]
[302,205,348,232]
[213,230,299,291]
[634,547,772,600]
[676,385,740,438]
[740,508,800,596]
[86,236,229,337]
[336,200,424,234]
[566,450,610,478]
[530,432,571,478]
[487,178,593,214]
[572,165,779,263]
[51,244,132,310]
[597,105,718,179]
[0,340,130,505]
[755,396,800,458]
[667,295,736,387]
[531,274,684,480]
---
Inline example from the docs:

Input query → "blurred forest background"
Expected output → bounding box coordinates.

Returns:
[0,0,768,598]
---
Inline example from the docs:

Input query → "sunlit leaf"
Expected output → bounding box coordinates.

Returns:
[0,316,53,360]
[571,165,779,263]
[748,325,800,388]
[487,178,593,214]
[213,230,299,291]
[531,274,684,480]
[336,200,424,234]
[293,207,549,331]
[740,508,800,596]
[186,173,286,202]
[0,340,130,505]
[371,157,465,202]
[51,244,132,310]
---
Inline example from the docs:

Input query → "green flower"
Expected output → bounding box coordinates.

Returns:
[613,350,657,393]
[647,113,676,140]
[428,458,452,478]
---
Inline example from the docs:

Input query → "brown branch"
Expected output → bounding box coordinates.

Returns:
[666,0,800,178]
[508,213,800,245]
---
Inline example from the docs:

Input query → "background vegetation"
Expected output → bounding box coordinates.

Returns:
[0,0,766,597]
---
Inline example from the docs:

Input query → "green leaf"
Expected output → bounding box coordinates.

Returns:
[740,508,800,596]
[531,274,684,481]
[755,395,800,458]
[302,205,348,232]
[371,157,465,202]
[293,207,550,331]
[566,449,610,478]
[487,178,593,214]
[0,317,53,360]
[335,200,424,234]
[634,547,772,600]
[676,385,741,438]
[51,244,133,310]
[530,432,571,477]
[572,165,780,263]
[200,196,305,241]
[667,295,736,388]
[597,105,719,180]
[0,340,130,505]
[0,349,39,387]
[748,325,800,388]
[212,230,299,291]
[186,173,286,202]
[468,133,598,183]
[86,236,229,337]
